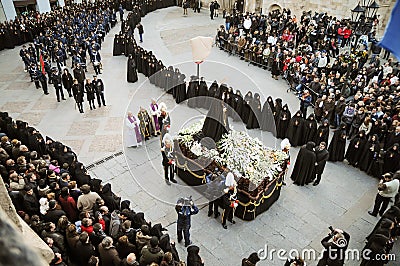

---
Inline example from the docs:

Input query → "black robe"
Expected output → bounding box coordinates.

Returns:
[187,79,199,108]
[276,106,291,139]
[175,73,187,104]
[345,132,367,166]
[202,101,229,142]
[127,57,138,83]
[302,114,318,146]
[358,135,380,172]
[206,82,219,108]
[197,80,209,108]
[291,142,316,186]
[328,126,347,162]
[241,93,253,125]
[246,96,261,129]
[232,92,244,122]
[260,97,275,132]
[315,122,330,146]
[286,111,304,147]
[383,145,400,174]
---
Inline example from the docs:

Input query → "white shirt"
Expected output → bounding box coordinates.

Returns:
[379,179,400,198]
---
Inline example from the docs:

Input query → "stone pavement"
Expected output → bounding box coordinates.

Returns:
[1,6,399,265]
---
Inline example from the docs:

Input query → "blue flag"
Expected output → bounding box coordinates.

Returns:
[379,0,400,61]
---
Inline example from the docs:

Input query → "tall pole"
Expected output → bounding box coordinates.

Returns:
[196,64,200,79]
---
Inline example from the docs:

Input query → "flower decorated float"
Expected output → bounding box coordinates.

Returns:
[174,119,289,221]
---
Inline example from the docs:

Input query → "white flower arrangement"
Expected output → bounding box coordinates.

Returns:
[178,120,287,186]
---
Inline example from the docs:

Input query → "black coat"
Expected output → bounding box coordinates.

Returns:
[358,136,380,172]
[290,142,316,186]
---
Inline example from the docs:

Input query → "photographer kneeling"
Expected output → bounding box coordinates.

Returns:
[317,226,350,266]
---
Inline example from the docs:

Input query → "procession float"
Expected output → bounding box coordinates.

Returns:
[174,119,288,221]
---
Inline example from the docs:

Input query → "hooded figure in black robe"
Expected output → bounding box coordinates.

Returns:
[286,111,304,147]
[328,123,347,162]
[241,91,253,124]
[276,104,291,139]
[260,96,275,132]
[223,87,235,117]
[345,130,367,166]
[383,144,400,174]
[202,100,230,142]
[302,114,317,145]
[315,119,330,146]
[232,90,244,122]
[206,81,219,108]
[290,141,316,186]
[197,77,209,108]
[273,98,283,124]
[127,54,138,83]
[246,93,262,129]
[175,72,187,104]
[358,134,380,172]
[187,76,199,108]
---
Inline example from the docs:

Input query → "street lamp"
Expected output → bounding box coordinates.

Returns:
[367,1,380,18]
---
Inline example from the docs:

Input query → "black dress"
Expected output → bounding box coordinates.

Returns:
[290,142,316,186]
[286,111,304,147]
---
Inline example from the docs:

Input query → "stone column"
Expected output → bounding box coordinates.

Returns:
[36,0,52,13]
[1,0,17,21]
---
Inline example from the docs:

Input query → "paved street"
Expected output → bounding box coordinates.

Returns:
[0,6,398,265]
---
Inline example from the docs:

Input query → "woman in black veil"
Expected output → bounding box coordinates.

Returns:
[127,54,138,83]
[247,93,262,129]
[232,90,244,122]
[260,96,275,132]
[276,104,291,139]
[202,100,230,143]
[242,91,253,124]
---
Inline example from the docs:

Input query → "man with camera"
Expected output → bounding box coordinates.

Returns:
[368,173,400,217]
[175,197,199,247]
[317,227,350,266]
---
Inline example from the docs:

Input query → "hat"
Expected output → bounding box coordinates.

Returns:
[48,200,56,209]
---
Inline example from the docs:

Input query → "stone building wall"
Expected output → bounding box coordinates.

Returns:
[203,0,396,36]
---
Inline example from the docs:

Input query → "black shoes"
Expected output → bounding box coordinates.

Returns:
[313,182,319,186]
[165,180,171,185]
[368,211,377,217]
[222,224,227,229]
[214,212,220,218]
[229,220,235,224]
[208,211,213,217]
[185,241,192,247]
[170,179,177,184]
